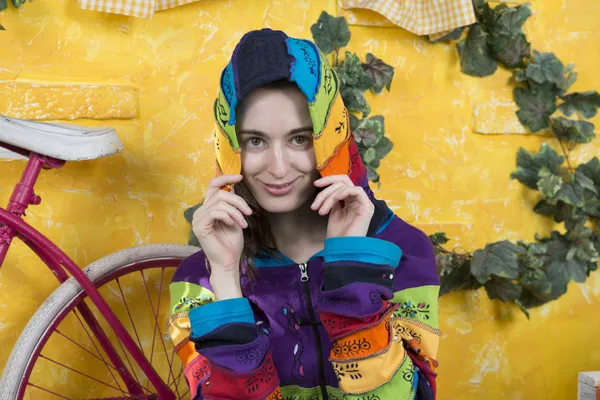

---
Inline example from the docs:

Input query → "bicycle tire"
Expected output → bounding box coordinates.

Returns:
[0,243,200,399]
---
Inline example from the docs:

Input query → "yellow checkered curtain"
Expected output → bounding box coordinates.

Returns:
[341,0,476,37]
[77,0,199,18]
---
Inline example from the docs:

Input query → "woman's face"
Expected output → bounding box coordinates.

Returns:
[237,84,320,214]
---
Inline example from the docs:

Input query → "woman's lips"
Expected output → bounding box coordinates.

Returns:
[262,179,297,196]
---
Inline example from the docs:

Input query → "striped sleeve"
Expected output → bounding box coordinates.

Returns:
[317,216,440,400]
[168,252,282,399]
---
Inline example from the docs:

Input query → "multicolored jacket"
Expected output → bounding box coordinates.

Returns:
[168,29,441,400]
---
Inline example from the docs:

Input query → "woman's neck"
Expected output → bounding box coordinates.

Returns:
[266,200,327,264]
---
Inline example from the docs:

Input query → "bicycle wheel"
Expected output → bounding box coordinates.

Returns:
[0,244,200,400]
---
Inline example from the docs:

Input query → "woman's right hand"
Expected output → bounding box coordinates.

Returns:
[192,175,252,298]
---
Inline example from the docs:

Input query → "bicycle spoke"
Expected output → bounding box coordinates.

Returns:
[39,354,125,393]
[171,363,185,391]
[148,268,166,366]
[180,386,190,400]
[140,269,180,398]
[115,278,145,352]
[27,383,72,399]
[55,328,124,391]
[71,309,127,393]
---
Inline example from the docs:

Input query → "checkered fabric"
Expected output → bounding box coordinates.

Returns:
[341,0,476,36]
[77,0,198,18]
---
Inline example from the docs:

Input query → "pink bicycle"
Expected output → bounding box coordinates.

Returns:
[0,115,199,399]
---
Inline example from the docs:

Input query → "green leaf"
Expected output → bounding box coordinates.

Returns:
[549,117,596,144]
[310,11,351,54]
[0,23,4,31]
[337,52,373,92]
[577,157,600,193]
[353,115,384,146]
[484,278,522,302]
[510,144,564,189]
[534,200,585,223]
[558,91,600,119]
[188,230,201,247]
[430,232,450,246]
[11,0,26,7]
[575,170,599,195]
[470,240,524,284]
[375,136,393,159]
[514,85,557,132]
[536,170,562,199]
[341,86,370,116]
[525,51,564,85]
[555,184,585,207]
[492,33,530,68]
[490,4,532,38]
[543,231,589,284]
[184,203,202,225]
[473,0,495,27]
[367,167,380,183]
[520,269,552,298]
[1,0,7,11]
[349,113,360,132]
[431,27,464,42]
[557,64,577,94]
[457,24,498,77]
[363,147,377,164]
[362,53,394,94]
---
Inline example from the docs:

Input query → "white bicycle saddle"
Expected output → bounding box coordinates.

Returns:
[0,115,124,161]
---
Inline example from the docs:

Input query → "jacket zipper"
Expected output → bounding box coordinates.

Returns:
[298,262,329,400]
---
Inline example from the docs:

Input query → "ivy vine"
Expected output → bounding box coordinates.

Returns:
[430,0,599,317]
[310,11,395,184]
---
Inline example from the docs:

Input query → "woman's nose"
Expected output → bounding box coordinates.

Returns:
[266,145,290,179]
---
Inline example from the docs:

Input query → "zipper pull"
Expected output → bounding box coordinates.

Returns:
[298,263,309,282]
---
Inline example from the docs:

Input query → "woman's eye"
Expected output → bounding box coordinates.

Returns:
[292,136,309,145]
[248,137,264,147]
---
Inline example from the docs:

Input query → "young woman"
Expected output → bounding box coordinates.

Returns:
[168,28,440,400]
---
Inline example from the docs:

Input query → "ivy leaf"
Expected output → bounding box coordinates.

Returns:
[534,200,585,223]
[536,169,562,199]
[430,232,450,246]
[431,27,464,42]
[544,232,589,283]
[549,117,596,145]
[367,167,379,183]
[576,157,600,193]
[439,263,476,296]
[1,0,7,11]
[525,51,564,85]
[11,0,26,7]
[514,85,557,132]
[349,113,360,133]
[337,52,373,92]
[555,184,585,207]
[471,240,524,284]
[457,24,498,77]
[558,91,600,119]
[363,147,377,164]
[184,203,202,225]
[484,278,522,302]
[510,144,564,189]
[575,170,599,195]
[520,268,552,301]
[310,11,351,54]
[473,0,496,27]
[492,34,531,68]
[490,4,532,38]
[557,63,577,94]
[0,23,4,31]
[353,115,384,146]
[362,53,394,94]
[341,86,370,116]
[375,136,393,159]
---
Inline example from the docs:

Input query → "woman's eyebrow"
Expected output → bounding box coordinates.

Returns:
[238,127,313,136]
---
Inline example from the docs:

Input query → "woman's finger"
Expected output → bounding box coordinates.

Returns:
[318,185,348,215]
[205,209,235,227]
[314,174,353,188]
[205,174,243,200]
[212,190,253,216]
[212,202,248,229]
[311,182,347,211]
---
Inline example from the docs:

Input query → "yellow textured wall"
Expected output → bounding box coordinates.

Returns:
[0,0,599,398]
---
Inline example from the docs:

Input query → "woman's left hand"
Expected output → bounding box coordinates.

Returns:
[311,175,375,238]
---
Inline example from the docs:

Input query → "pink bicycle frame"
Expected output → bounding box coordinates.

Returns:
[0,141,175,399]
